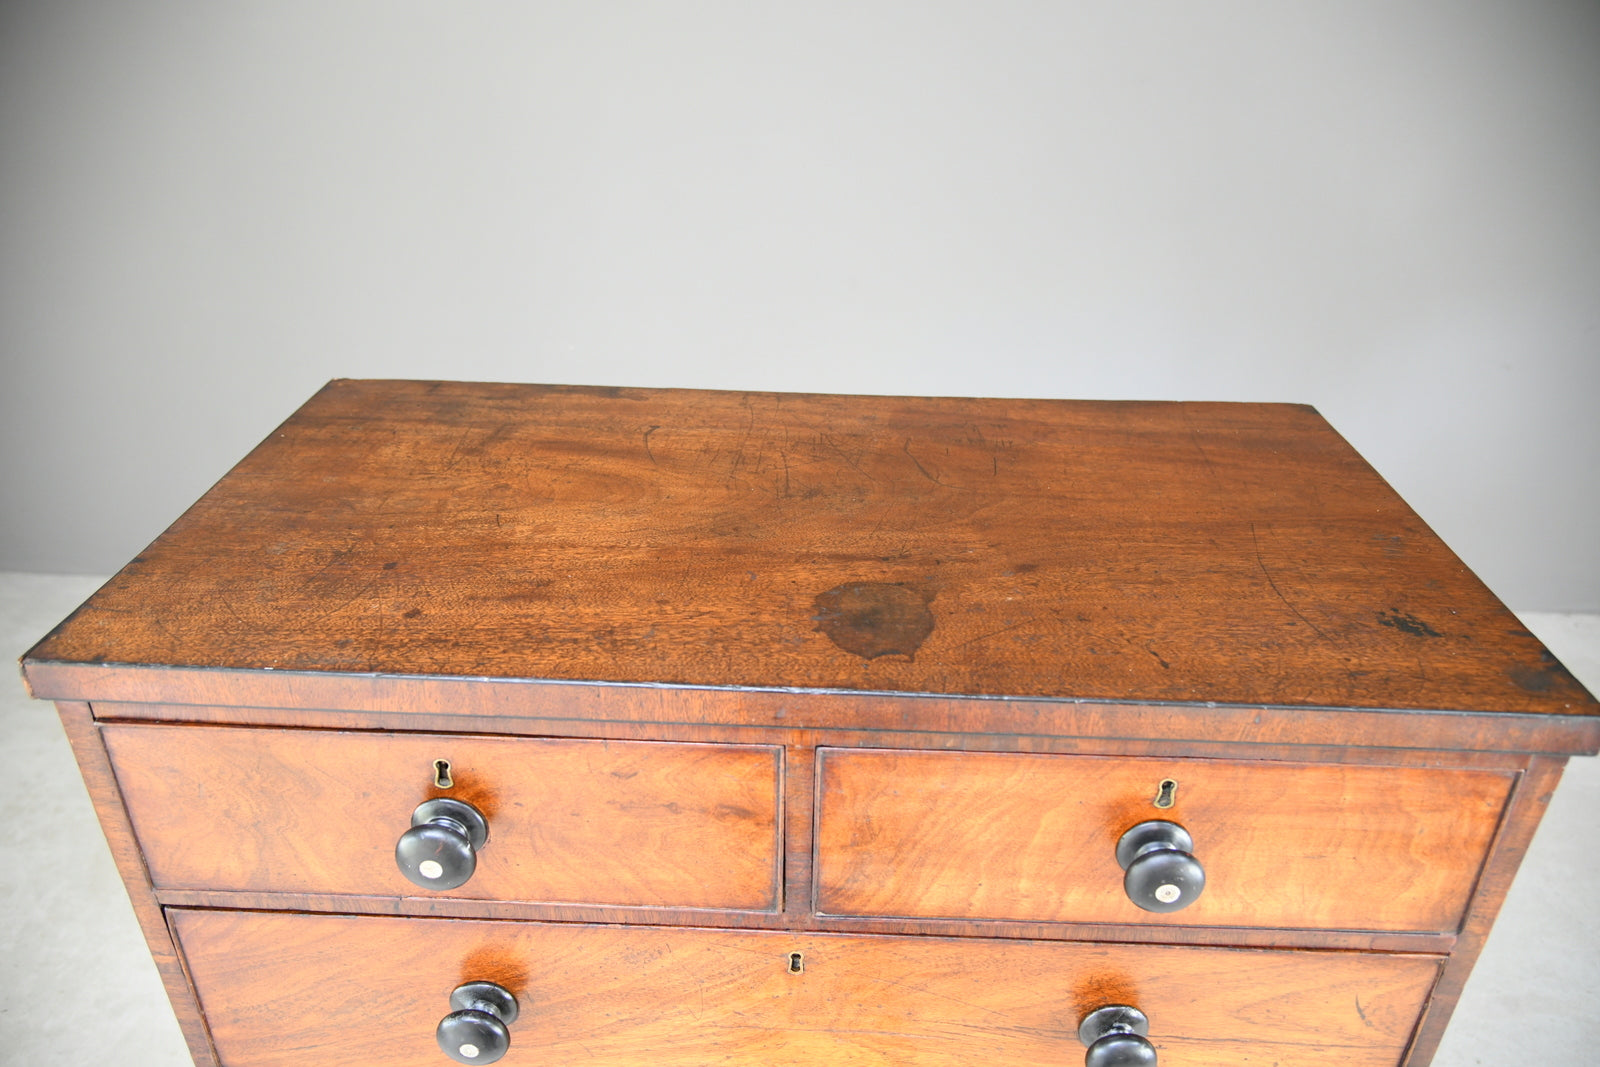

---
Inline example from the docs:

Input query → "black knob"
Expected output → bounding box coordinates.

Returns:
[1079,1005,1156,1067]
[1115,819,1204,913]
[437,981,518,1064]
[396,798,490,890]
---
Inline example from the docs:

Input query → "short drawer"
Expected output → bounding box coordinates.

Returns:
[816,748,1514,932]
[104,724,781,910]
[172,909,1439,1066]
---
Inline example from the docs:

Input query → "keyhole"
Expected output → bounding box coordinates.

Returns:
[433,760,454,790]
[1153,778,1178,809]
[787,952,804,974]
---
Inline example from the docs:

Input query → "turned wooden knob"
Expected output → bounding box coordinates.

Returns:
[396,798,489,890]
[1079,1005,1156,1067]
[437,981,518,1064]
[1116,819,1205,913]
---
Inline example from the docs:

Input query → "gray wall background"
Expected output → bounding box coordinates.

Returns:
[2,2,1597,609]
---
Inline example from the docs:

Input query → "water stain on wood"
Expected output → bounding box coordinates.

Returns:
[1508,662,1576,695]
[1377,609,1442,639]
[813,582,935,660]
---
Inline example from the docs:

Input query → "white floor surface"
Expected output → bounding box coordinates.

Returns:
[1,571,1596,1065]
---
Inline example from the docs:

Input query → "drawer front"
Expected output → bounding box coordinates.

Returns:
[172,909,1439,1066]
[816,749,1514,932]
[104,725,781,910]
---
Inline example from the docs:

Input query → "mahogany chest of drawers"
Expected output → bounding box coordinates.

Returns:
[22,380,1598,1066]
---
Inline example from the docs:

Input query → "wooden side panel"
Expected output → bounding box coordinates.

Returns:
[1404,756,1565,1065]
[172,910,1439,1067]
[817,749,1514,932]
[53,703,217,1067]
[104,724,781,911]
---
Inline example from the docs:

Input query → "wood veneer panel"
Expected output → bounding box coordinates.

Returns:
[817,748,1514,933]
[782,742,817,918]
[24,381,1596,722]
[81,700,1568,767]
[172,910,1440,1067]
[145,885,1461,952]
[86,696,1600,760]
[104,724,781,911]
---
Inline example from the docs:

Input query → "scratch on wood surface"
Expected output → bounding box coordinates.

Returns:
[902,439,943,486]
[1183,409,1223,487]
[1250,522,1329,640]
[947,618,1033,652]
[441,426,473,472]
[218,596,250,629]
[728,395,757,481]
[819,433,879,483]
[642,425,660,465]
[297,577,383,625]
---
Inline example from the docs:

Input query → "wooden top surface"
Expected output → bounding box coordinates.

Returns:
[22,380,1597,719]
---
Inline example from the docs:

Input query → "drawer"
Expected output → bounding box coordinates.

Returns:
[816,749,1514,932]
[172,909,1440,1066]
[104,725,781,910]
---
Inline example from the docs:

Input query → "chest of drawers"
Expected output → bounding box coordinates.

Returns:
[22,380,1597,1066]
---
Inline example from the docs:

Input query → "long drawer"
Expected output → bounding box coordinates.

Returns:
[815,748,1514,932]
[171,909,1441,1066]
[104,724,782,910]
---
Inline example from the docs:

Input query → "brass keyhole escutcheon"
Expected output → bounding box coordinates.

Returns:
[1153,778,1178,809]
[787,952,804,974]
[434,759,454,790]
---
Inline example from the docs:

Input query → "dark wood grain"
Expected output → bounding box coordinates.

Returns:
[104,723,781,910]
[816,748,1513,933]
[172,910,1440,1067]
[22,381,1597,723]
